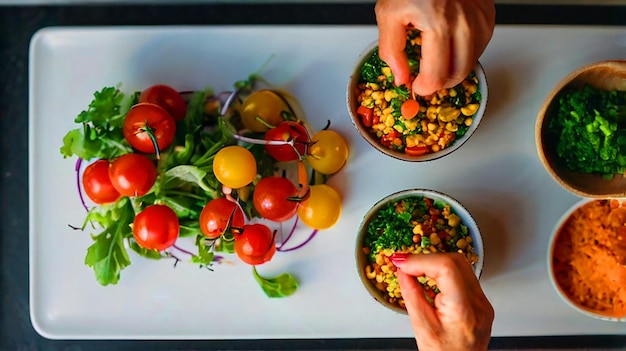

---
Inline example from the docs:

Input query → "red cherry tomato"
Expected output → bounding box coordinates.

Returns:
[264,121,310,162]
[234,223,276,265]
[108,153,157,197]
[199,198,245,239]
[252,176,298,222]
[132,204,180,251]
[139,84,188,121]
[82,159,121,204]
[123,102,177,154]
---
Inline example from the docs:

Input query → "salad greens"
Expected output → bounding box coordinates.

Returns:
[62,74,300,296]
[547,85,626,177]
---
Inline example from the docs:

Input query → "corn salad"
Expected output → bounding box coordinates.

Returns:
[356,29,482,156]
[362,196,479,309]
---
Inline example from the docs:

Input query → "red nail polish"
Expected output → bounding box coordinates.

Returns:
[390,252,409,265]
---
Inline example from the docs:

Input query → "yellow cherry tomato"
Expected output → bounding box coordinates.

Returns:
[213,145,257,189]
[306,130,349,175]
[297,184,342,230]
[240,90,291,132]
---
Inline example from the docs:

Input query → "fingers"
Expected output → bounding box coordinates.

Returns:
[392,252,478,299]
[412,29,450,96]
[376,14,411,88]
[444,1,475,89]
[396,270,441,347]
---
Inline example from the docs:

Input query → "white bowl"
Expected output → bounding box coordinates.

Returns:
[355,188,484,314]
[347,40,488,162]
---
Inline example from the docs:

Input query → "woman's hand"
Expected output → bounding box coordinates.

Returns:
[375,0,495,96]
[390,252,494,351]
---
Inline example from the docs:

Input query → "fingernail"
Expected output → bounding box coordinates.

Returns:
[390,252,409,265]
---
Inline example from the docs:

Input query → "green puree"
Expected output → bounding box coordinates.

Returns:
[548,85,626,177]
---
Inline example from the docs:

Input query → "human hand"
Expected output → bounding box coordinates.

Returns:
[390,252,494,351]
[375,0,495,96]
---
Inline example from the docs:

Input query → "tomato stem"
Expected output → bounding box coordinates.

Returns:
[255,115,276,129]
[141,124,161,160]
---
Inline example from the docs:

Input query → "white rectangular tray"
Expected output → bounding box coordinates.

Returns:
[29,24,626,340]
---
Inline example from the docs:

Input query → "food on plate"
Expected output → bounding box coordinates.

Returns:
[551,199,626,317]
[60,75,349,296]
[355,29,482,156]
[362,195,479,309]
[546,85,626,177]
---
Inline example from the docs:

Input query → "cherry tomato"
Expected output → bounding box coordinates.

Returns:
[82,159,121,204]
[139,84,188,121]
[123,102,177,154]
[240,90,290,132]
[199,198,245,239]
[356,105,374,127]
[264,121,310,162]
[297,184,342,230]
[306,130,349,175]
[234,223,276,265]
[132,204,180,251]
[213,145,257,189]
[109,153,157,197]
[253,176,298,222]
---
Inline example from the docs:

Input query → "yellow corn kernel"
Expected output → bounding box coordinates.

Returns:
[384,115,395,127]
[431,144,440,152]
[375,254,384,265]
[449,88,457,97]
[371,91,384,101]
[448,213,461,227]
[372,123,386,131]
[383,89,397,102]
[381,66,392,77]
[376,274,384,283]
[427,123,438,132]
[366,82,380,90]
[456,238,467,249]
[464,117,473,126]
[429,96,439,105]
[445,122,458,132]
[429,233,441,245]
[381,265,390,273]
[461,103,479,116]
[382,106,394,115]
[366,265,376,279]
[437,106,461,122]
[413,223,424,235]
[404,119,419,132]
[393,125,404,133]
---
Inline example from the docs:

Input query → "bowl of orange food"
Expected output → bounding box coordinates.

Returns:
[355,188,484,313]
[346,29,488,162]
[548,198,626,321]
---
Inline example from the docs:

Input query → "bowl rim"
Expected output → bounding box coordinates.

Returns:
[535,59,626,198]
[346,40,489,162]
[546,197,626,322]
[355,188,484,314]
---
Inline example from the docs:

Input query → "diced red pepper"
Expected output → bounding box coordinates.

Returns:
[405,146,429,156]
[356,105,374,127]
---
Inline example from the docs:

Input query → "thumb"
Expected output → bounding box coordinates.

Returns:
[396,270,441,332]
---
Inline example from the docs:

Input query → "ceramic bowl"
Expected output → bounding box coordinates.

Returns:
[547,197,626,322]
[355,188,484,314]
[346,40,488,162]
[536,60,626,198]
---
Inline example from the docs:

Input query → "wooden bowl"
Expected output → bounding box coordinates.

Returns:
[536,60,626,198]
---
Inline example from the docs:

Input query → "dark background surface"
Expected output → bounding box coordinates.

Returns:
[2,3,626,350]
